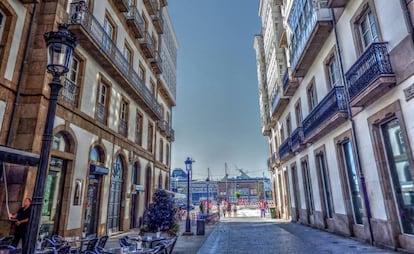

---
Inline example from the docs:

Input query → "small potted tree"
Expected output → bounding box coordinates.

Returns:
[141,189,179,237]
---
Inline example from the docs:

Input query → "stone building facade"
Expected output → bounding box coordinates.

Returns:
[0,0,177,238]
[255,0,414,252]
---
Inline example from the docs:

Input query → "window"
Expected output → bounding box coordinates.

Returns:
[138,64,145,81]
[67,0,92,13]
[315,149,334,219]
[96,80,109,125]
[359,10,379,49]
[122,43,132,74]
[341,139,363,224]
[103,16,115,53]
[326,55,341,89]
[150,80,156,95]
[0,10,4,43]
[307,82,318,111]
[166,144,170,166]
[62,56,81,106]
[147,122,153,152]
[382,119,414,234]
[159,139,163,162]
[135,111,143,145]
[294,100,302,127]
[301,158,314,215]
[119,99,128,137]
[286,114,292,137]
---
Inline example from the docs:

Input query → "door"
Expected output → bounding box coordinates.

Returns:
[84,176,100,236]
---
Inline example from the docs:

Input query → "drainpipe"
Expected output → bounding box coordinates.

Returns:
[5,2,38,145]
[331,9,374,245]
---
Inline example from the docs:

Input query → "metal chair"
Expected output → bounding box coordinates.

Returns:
[56,245,71,254]
[95,236,108,250]
[0,236,14,246]
[119,236,133,247]
[80,238,98,254]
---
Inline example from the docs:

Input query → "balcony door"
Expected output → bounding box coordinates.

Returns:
[107,155,125,234]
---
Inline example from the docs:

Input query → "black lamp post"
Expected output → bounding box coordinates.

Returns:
[183,157,194,235]
[206,177,210,215]
[24,24,77,254]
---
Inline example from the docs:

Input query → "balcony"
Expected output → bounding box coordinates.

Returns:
[262,115,271,137]
[288,1,332,77]
[270,86,289,124]
[268,152,280,168]
[302,86,348,144]
[143,0,157,15]
[125,6,144,38]
[96,103,107,125]
[160,0,167,7]
[291,127,305,153]
[279,138,293,162]
[150,52,162,74]
[69,2,162,120]
[157,120,168,134]
[61,78,78,106]
[112,0,129,12]
[140,32,156,59]
[167,127,175,141]
[327,0,348,8]
[277,20,287,48]
[152,11,164,34]
[345,42,396,108]
[282,68,299,96]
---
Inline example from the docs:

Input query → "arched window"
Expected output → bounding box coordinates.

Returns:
[52,132,71,152]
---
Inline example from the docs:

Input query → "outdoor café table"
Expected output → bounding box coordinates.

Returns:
[137,236,166,248]
[107,247,153,254]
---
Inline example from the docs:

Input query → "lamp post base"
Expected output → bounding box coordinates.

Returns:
[182,231,194,236]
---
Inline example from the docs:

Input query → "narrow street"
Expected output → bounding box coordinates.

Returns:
[196,207,400,254]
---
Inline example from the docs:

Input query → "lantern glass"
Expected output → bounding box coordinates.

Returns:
[47,42,73,75]
[185,157,192,171]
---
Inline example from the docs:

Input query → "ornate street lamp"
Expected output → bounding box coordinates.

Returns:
[24,24,77,254]
[183,157,194,235]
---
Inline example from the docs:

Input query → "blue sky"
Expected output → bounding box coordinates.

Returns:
[168,1,268,180]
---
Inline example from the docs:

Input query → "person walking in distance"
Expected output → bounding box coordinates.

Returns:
[260,199,267,218]
[9,198,32,247]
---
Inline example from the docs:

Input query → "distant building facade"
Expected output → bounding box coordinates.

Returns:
[255,0,414,251]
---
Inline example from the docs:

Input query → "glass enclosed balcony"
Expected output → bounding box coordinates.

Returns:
[270,86,289,124]
[69,2,162,120]
[126,5,144,38]
[302,86,348,143]
[288,0,332,77]
[345,42,396,108]
[282,68,299,96]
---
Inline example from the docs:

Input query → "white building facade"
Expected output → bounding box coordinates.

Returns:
[255,0,414,251]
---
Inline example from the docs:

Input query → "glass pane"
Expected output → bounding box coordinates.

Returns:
[382,119,414,234]
[343,141,363,224]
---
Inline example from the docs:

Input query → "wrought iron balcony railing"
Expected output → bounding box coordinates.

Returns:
[291,127,304,152]
[345,42,396,107]
[69,2,162,119]
[268,152,280,168]
[61,78,78,106]
[126,5,144,38]
[150,51,163,74]
[112,0,129,12]
[152,10,164,34]
[270,86,289,123]
[135,130,142,146]
[96,103,107,125]
[119,119,128,137]
[140,31,156,59]
[279,137,292,161]
[143,0,158,15]
[302,86,348,143]
[288,0,332,77]
[157,120,168,133]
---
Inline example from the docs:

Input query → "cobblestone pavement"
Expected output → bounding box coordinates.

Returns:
[197,208,402,254]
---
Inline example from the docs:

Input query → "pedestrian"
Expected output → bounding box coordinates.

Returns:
[9,197,32,247]
[260,199,267,218]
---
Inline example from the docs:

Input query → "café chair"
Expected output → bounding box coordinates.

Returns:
[0,236,14,245]
[56,245,71,254]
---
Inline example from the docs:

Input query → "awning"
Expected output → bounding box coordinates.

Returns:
[90,164,109,175]
[0,145,40,166]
